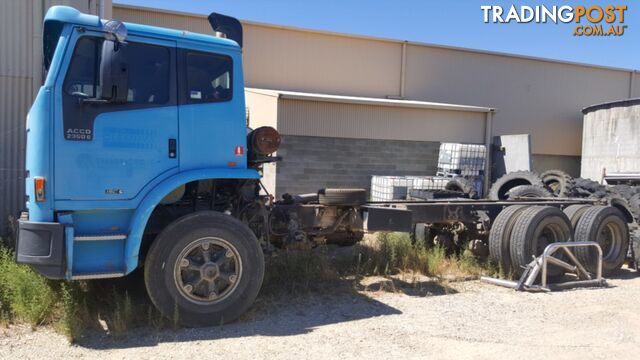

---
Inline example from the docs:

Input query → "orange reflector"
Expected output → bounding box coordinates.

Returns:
[34,177,46,202]
[228,161,237,167]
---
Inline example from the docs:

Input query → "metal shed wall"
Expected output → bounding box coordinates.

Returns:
[404,44,632,157]
[277,99,487,143]
[0,0,109,234]
[0,0,36,235]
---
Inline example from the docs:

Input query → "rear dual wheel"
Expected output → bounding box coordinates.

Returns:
[488,205,527,273]
[508,206,573,277]
[572,206,628,276]
[496,204,629,278]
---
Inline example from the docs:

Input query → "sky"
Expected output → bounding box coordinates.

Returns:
[114,0,638,69]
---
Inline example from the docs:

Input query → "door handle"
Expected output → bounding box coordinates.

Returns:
[168,139,177,158]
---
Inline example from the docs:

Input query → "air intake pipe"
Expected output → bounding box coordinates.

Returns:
[208,12,243,48]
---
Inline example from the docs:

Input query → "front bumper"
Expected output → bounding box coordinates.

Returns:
[16,217,65,279]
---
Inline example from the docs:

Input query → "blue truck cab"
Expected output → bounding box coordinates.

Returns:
[16,6,365,326]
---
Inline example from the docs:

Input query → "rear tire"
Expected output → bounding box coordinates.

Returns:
[631,229,640,271]
[144,211,264,327]
[509,206,573,277]
[573,206,629,276]
[563,204,591,230]
[488,205,528,273]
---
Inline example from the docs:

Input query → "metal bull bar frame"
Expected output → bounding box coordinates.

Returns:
[481,241,606,291]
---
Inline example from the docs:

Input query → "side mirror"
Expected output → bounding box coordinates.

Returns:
[99,40,128,103]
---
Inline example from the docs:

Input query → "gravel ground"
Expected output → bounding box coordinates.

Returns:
[2,269,639,359]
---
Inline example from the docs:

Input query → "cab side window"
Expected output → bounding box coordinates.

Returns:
[65,37,102,98]
[185,51,233,103]
[64,37,170,105]
[62,36,175,141]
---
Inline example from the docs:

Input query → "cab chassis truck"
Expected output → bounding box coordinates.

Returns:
[16,7,634,327]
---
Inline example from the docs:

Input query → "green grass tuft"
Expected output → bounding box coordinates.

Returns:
[0,247,57,326]
[357,232,495,279]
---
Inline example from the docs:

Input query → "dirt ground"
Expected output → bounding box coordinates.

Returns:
[2,269,640,360]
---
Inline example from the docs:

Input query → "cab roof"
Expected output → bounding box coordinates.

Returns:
[43,6,240,68]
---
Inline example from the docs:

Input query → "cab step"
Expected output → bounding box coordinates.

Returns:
[74,234,127,241]
[71,271,126,280]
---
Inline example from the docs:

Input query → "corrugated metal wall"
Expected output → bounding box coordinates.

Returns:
[113,5,211,34]
[277,98,487,144]
[403,44,632,157]
[0,0,36,233]
[0,0,105,234]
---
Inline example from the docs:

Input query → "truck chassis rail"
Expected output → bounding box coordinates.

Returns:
[363,198,597,232]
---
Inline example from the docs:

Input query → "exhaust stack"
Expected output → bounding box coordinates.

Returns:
[208,12,243,48]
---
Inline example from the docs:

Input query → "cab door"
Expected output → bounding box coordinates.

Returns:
[54,29,179,201]
[177,44,247,171]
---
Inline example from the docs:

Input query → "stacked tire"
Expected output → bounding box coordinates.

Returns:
[488,171,545,200]
[488,170,571,200]
[540,170,575,198]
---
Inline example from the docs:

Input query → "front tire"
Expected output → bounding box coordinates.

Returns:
[144,211,264,327]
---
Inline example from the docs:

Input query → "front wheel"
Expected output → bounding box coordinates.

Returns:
[144,211,264,327]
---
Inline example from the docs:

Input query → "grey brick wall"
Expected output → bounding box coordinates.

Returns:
[274,135,440,196]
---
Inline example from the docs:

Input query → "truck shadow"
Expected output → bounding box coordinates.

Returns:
[72,274,455,350]
[607,267,638,280]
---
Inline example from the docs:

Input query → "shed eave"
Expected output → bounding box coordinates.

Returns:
[245,88,493,113]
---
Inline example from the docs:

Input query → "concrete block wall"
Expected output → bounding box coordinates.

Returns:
[273,135,440,196]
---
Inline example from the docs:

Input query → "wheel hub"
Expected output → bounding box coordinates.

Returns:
[599,223,621,260]
[174,237,242,304]
[201,263,219,280]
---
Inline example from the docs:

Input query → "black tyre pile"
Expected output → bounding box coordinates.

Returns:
[444,177,479,199]
[489,170,640,219]
[488,169,640,276]
[488,171,546,200]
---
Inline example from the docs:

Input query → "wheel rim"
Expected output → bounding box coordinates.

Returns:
[533,220,569,276]
[598,222,623,261]
[174,237,242,305]
[536,226,562,254]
